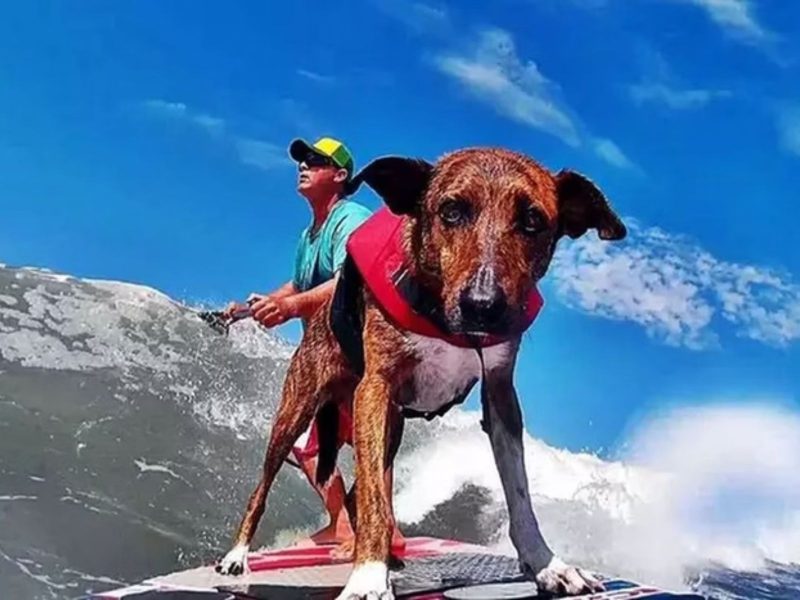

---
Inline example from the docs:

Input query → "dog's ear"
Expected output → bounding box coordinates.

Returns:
[555,170,627,241]
[346,156,434,215]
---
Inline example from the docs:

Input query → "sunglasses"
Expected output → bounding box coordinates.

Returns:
[301,153,336,169]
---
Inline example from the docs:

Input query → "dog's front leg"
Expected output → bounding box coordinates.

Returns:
[481,363,603,596]
[336,372,395,600]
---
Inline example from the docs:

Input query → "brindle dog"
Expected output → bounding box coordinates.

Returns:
[217,147,626,600]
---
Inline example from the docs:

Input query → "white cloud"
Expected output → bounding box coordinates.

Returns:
[670,0,774,46]
[434,28,634,170]
[775,103,800,158]
[628,48,732,111]
[143,99,189,117]
[541,0,771,46]
[543,0,777,54]
[234,138,292,170]
[374,0,451,35]
[296,69,336,85]
[142,99,289,172]
[591,138,636,170]
[435,56,580,146]
[143,99,226,136]
[190,113,226,135]
[411,2,449,25]
[552,221,800,349]
[629,83,732,110]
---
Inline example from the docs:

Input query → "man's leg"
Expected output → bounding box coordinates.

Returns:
[331,421,405,560]
[292,437,354,544]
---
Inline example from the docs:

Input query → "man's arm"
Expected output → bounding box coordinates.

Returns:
[250,278,336,327]
[260,281,297,300]
[251,204,369,328]
[225,281,297,319]
[285,279,336,321]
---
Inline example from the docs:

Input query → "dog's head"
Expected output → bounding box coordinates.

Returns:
[351,147,626,338]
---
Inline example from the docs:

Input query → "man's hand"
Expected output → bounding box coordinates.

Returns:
[222,293,266,319]
[222,302,238,319]
[222,301,251,321]
[251,295,297,328]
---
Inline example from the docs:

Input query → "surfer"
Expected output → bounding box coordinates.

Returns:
[221,136,403,549]
[225,137,370,332]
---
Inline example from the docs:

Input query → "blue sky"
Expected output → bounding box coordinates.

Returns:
[1,0,798,456]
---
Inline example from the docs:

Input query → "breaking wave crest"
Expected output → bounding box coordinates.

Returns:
[392,403,800,591]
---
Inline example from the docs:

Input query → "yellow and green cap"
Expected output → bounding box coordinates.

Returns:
[289,136,355,175]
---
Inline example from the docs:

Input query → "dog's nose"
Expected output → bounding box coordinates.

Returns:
[459,267,509,331]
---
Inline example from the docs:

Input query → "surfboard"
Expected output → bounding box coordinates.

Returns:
[91,536,705,599]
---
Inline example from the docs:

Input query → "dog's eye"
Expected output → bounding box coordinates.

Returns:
[519,206,545,236]
[438,199,470,227]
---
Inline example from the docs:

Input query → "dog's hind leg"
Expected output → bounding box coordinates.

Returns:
[216,352,327,576]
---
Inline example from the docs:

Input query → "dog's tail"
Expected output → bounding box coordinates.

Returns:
[314,401,341,486]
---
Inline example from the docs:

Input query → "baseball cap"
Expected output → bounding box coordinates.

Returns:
[289,136,355,176]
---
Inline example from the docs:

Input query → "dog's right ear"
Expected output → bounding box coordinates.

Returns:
[345,156,434,215]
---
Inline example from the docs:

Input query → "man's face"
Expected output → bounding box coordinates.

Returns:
[297,152,348,195]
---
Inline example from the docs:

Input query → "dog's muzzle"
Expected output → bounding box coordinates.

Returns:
[458,266,511,335]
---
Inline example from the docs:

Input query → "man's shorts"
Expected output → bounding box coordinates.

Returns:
[292,402,354,462]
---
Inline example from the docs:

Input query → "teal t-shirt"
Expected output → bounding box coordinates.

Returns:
[292,199,372,294]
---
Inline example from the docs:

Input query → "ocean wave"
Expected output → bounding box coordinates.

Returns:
[392,403,800,590]
[3,263,798,599]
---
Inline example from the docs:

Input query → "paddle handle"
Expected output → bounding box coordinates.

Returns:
[228,304,252,321]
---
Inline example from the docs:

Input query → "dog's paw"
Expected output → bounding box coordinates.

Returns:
[215,544,249,576]
[335,561,393,600]
[530,556,603,596]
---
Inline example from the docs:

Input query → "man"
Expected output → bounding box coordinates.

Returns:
[225,137,404,549]
[241,138,367,329]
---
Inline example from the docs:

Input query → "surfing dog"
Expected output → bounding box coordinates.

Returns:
[216,147,627,599]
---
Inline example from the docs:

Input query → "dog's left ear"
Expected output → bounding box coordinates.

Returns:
[555,170,627,241]
[346,156,434,215]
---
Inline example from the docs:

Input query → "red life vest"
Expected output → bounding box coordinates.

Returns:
[345,207,544,348]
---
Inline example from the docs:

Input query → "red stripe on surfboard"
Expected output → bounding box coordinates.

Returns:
[246,537,470,572]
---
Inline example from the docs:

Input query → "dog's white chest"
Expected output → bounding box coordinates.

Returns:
[402,334,512,417]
